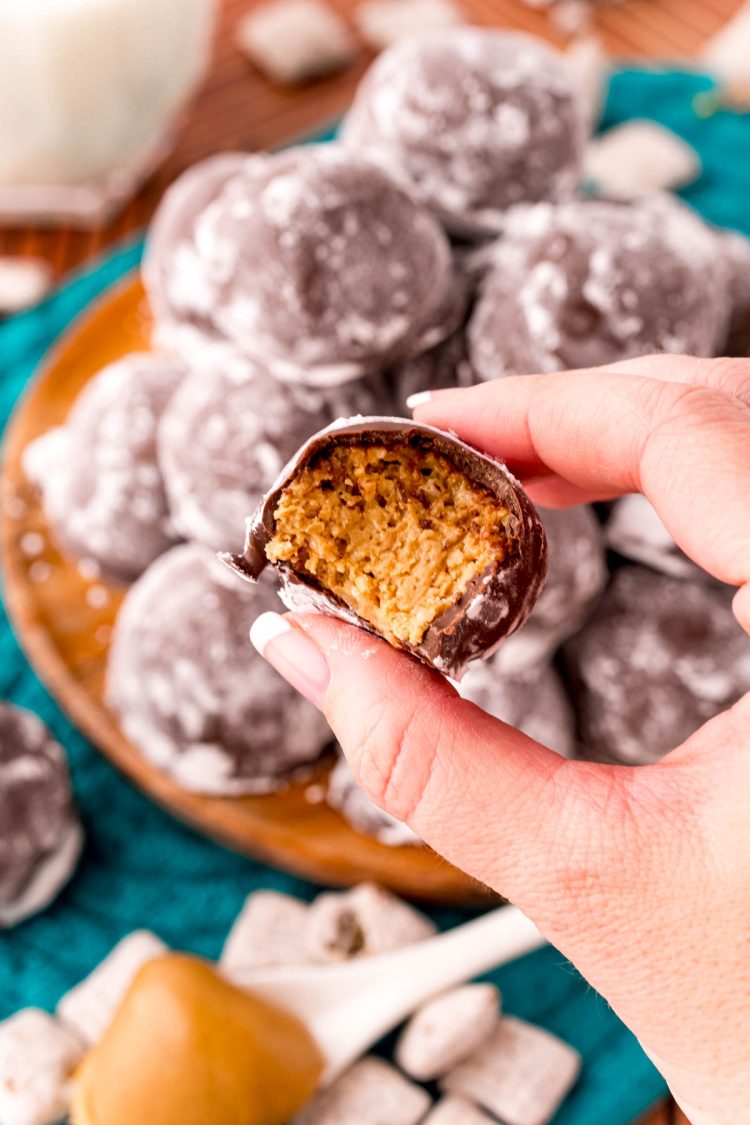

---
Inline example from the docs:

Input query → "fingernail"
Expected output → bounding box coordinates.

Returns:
[250,612,330,709]
[405,390,434,409]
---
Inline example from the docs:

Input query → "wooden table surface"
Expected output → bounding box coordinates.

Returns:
[1,1,740,1119]
[0,0,742,282]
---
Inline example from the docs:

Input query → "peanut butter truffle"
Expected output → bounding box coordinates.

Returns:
[107,544,331,794]
[342,28,586,236]
[146,145,462,386]
[158,353,390,552]
[143,152,257,349]
[469,198,730,380]
[23,352,185,583]
[224,418,547,679]
[564,567,750,765]
[0,704,83,928]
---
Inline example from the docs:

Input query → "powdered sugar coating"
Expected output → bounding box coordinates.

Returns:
[143,152,261,346]
[147,145,461,386]
[469,198,730,380]
[0,704,82,928]
[327,751,421,846]
[342,28,586,236]
[23,352,185,583]
[494,505,607,675]
[158,353,390,551]
[107,543,332,794]
[564,566,750,765]
[459,659,576,757]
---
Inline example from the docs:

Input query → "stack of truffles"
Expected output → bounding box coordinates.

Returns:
[22,26,750,837]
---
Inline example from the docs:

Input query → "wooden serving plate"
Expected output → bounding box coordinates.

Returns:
[0,275,490,904]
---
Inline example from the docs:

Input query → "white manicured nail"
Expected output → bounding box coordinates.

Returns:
[250,610,292,656]
[250,612,330,709]
[406,390,433,410]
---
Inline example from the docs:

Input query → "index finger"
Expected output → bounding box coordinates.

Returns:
[413,368,750,589]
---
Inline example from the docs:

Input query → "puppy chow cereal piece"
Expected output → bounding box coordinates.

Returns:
[295,1057,431,1125]
[237,0,356,85]
[57,931,167,1045]
[356,0,465,50]
[0,1009,83,1125]
[424,1097,496,1124]
[396,984,501,1081]
[221,890,313,971]
[584,120,700,198]
[441,1017,581,1125]
[307,883,435,960]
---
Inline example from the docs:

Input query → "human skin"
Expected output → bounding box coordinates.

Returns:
[250,355,750,1124]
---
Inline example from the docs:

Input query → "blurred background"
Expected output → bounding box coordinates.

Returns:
[0,2,749,1124]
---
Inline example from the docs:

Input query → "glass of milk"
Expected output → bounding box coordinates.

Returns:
[0,0,215,226]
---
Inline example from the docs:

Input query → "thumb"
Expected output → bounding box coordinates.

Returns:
[250,609,641,938]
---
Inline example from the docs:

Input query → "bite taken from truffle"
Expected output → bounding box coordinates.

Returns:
[158,351,391,552]
[224,418,547,679]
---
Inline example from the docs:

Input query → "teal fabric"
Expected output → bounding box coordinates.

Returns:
[2,64,748,1122]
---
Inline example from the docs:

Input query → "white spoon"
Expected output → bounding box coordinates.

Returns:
[227,904,544,1083]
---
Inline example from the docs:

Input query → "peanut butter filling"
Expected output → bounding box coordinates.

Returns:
[266,442,510,648]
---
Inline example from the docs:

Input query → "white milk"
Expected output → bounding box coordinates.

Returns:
[0,0,215,224]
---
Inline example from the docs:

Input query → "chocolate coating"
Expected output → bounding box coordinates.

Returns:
[563,567,750,765]
[469,198,730,380]
[0,704,82,928]
[145,145,462,386]
[493,504,607,675]
[107,543,332,795]
[224,417,548,679]
[23,352,185,583]
[720,229,750,357]
[143,152,258,349]
[158,352,391,552]
[342,28,586,237]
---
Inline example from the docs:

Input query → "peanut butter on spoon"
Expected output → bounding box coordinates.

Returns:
[70,954,324,1125]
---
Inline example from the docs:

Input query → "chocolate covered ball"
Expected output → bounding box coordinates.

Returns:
[225,417,548,680]
[469,198,730,380]
[0,704,83,928]
[158,353,390,552]
[342,28,586,236]
[720,230,750,357]
[494,505,607,675]
[23,352,184,583]
[143,153,257,347]
[459,660,576,758]
[563,567,750,765]
[145,145,461,386]
[107,544,331,795]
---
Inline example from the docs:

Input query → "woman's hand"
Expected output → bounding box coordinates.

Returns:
[251,355,750,1124]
